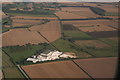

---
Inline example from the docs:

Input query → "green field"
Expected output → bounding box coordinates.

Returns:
[85,47,118,57]
[99,38,118,47]
[63,31,93,40]
[2,51,25,78]
[52,39,92,58]
[2,43,55,64]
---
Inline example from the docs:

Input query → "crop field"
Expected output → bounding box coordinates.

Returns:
[61,7,100,18]
[74,40,110,48]
[62,24,79,31]
[22,60,90,78]
[79,25,117,32]
[29,21,61,42]
[62,19,118,29]
[63,31,93,40]
[55,11,88,19]
[2,51,24,78]
[11,15,57,20]
[12,19,42,27]
[99,37,118,47]
[98,4,118,13]
[2,28,48,47]
[2,21,61,47]
[52,39,92,58]
[74,57,118,78]
[2,43,55,63]
[86,31,118,38]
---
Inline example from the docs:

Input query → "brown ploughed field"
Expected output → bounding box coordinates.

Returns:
[29,21,61,42]
[74,57,118,78]
[22,60,90,78]
[2,28,48,47]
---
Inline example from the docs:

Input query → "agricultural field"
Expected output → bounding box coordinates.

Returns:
[22,60,90,78]
[61,7,100,18]
[2,21,61,47]
[1,2,118,79]
[74,57,118,78]
[12,19,43,27]
[11,15,57,20]
[52,39,92,58]
[86,31,118,38]
[74,40,110,48]
[2,28,48,47]
[2,51,25,78]
[79,25,117,32]
[63,31,93,40]
[2,43,56,64]
[62,19,118,29]
[55,11,88,19]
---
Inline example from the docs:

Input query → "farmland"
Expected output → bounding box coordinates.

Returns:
[63,31,93,40]
[2,51,25,78]
[55,11,88,19]
[74,57,118,78]
[86,31,118,38]
[79,25,117,32]
[52,39,92,58]
[22,60,90,78]
[74,40,110,48]
[1,2,118,79]
[61,7,100,18]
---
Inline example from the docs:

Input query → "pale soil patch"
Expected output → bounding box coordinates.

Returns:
[2,28,48,47]
[74,57,118,78]
[79,26,117,32]
[74,40,110,48]
[55,11,88,19]
[22,60,90,78]
[29,21,61,42]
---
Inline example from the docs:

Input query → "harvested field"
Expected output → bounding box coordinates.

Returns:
[86,31,118,38]
[2,21,61,47]
[61,7,100,18]
[74,57,118,78]
[22,60,90,78]
[74,40,110,48]
[98,4,118,13]
[107,37,118,41]
[2,28,48,47]
[62,19,118,29]
[11,16,57,20]
[79,26,117,32]
[55,11,88,19]
[29,21,61,42]
[12,19,42,27]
